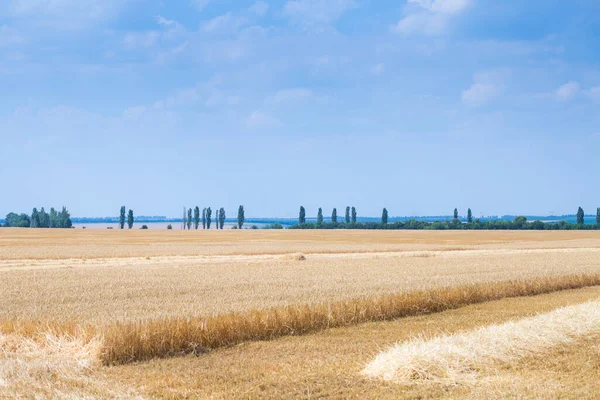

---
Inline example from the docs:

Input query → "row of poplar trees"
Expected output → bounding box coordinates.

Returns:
[181,206,245,230]
[299,206,359,224]
[119,206,135,229]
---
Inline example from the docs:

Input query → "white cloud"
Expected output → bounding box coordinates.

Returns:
[123,16,185,51]
[461,83,498,107]
[190,0,211,11]
[283,0,356,25]
[461,69,509,107]
[246,111,282,128]
[202,13,247,34]
[249,1,269,17]
[555,81,580,101]
[409,0,470,14]
[393,0,470,36]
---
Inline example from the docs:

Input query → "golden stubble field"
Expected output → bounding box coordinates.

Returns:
[2,228,600,398]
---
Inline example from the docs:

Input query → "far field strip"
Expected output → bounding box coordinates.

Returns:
[2,246,600,272]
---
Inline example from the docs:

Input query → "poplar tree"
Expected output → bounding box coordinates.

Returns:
[467,208,473,223]
[219,208,226,229]
[202,208,207,229]
[351,207,356,223]
[596,208,600,225]
[120,206,126,229]
[127,209,134,229]
[206,207,212,229]
[187,208,192,230]
[317,208,323,225]
[454,208,459,220]
[332,208,337,223]
[577,207,584,225]
[238,205,245,229]
[345,206,350,224]
[31,208,39,228]
[299,206,306,224]
[194,207,200,230]
[381,208,388,225]
[39,208,49,228]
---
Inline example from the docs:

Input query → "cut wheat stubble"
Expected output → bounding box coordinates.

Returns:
[363,299,600,384]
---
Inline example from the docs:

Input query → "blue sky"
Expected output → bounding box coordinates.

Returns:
[1,0,600,218]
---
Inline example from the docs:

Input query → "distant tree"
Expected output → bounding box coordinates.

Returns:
[597,208,600,225]
[454,208,459,220]
[183,207,187,230]
[351,207,357,223]
[331,208,337,223]
[577,207,584,225]
[381,208,388,225]
[215,207,219,230]
[206,207,212,229]
[119,206,126,229]
[167,224,173,230]
[187,208,192,230]
[38,208,49,228]
[141,225,148,230]
[31,208,39,228]
[238,205,245,229]
[127,209,134,229]
[194,207,200,230]
[345,206,350,224]
[299,206,306,224]
[219,208,226,229]
[62,210,72,228]
[467,208,473,224]
[317,208,323,225]
[49,208,58,228]
[5,213,30,228]
[202,208,207,229]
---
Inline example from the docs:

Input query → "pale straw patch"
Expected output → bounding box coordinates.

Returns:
[362,300,600,384]
[0,331,141,398]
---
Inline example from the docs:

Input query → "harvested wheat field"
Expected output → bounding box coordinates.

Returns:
[1,229,600,398]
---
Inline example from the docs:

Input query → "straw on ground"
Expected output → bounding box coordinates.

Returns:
[363,300,600,384]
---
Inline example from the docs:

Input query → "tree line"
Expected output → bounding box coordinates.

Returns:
[3,205,599,231]
[178,206,245,230]
[2,207,72,228]
[289,206,600,230]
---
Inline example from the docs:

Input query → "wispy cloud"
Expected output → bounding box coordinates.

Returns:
[123,16,185,51]
[555,81,580,101]
[190,0,211,11]
[461,69,509,107]
[393,0,470,36]
[249,1,269,17]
